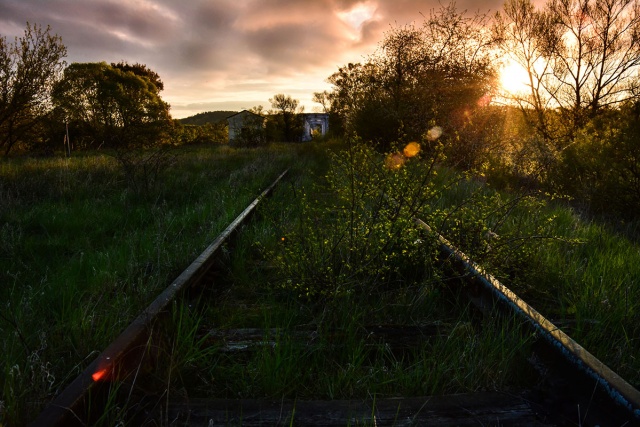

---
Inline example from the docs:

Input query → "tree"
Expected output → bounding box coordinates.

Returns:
[0,23,67,155]
[495,0,640,139]
[312,90,331,113]
[327,3,498,151]
[52,62,172,148]
[111,61,164,91]
[327,62,376,136]
[493,0,562,167]
[269,94,304,142]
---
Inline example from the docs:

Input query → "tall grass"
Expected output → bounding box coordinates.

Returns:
[0,143,306,425]
[419,164,640,387]
[139,139,538,408]
[3,138,639,425]
[527,208,640,384]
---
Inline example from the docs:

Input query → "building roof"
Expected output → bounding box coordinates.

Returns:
[226,110,264,120]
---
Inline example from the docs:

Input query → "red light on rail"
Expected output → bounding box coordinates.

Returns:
[92,368,108,382]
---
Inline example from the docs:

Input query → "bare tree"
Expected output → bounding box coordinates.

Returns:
[494,0,561,141]
[0,23,67,155]
[496,0,640,138]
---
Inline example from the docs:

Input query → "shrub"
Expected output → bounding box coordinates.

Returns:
[269,136,446,299]
[552,104,640,218]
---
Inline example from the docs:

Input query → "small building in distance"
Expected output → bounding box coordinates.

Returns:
[227,110,266,146]
[301,113,329,141]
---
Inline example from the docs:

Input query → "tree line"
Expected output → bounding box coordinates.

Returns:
[0,23,228,156]
[4,0,640,217]
[0,22,317,154]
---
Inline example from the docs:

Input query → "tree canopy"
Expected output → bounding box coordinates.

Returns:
[269,94,304,142]
[327,3,498,150]
[52,61,172,148]
[111,61,164,92]
[0,23,67,155]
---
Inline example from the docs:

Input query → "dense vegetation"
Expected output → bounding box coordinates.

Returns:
[0,144,302,424]
[4,140,639,424]
[5,0,640,219]
[324,0,640,220]
[3,0,640,423]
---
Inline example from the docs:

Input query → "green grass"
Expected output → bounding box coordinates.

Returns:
[134,142,538,409]
[0,143,306,425]
[2,139,640,425]
[419,167,640,387]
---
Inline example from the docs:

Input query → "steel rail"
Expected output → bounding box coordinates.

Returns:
[415,218,640,421]
[30,169,289,427]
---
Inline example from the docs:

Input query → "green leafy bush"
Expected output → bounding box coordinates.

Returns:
[552,104,640,218]
[269,138,444,299]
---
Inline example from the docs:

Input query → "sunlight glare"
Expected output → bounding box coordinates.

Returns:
[92,368,108,382]
[384,152,405,170]
[338,2,376,30]
[500,60,530,95]
[426,126,443,141]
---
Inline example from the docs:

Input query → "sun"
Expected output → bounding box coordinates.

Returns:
[500,60,530,95]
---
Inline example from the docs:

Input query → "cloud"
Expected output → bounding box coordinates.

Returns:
[0,0,504,118]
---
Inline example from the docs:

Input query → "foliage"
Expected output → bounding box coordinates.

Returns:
[552,103,640,216]
[173,121,227,145]
[270,138,442,299]
[327,3,498,151]
[268,93,305,142]
[0,23,67,155]
[52,61,172,149]
[312,90,331,113]
[111,61,164,91]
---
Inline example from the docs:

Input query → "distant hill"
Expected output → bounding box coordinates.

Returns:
[179,111,237,126]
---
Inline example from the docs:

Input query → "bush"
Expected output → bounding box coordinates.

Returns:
[552,104,640,218]
[175,122,227,145]
[269,136,447,299]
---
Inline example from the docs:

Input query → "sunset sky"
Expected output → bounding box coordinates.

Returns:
[1,0,510,118]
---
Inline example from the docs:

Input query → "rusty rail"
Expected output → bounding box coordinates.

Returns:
[32,174,640,425]
[30,169,289,427]
[415,218,640,422]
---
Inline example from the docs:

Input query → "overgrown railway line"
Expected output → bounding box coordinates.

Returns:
[31,169,640,426]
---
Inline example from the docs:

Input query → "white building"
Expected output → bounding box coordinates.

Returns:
[301,113,329,141]
[227,110,266,145]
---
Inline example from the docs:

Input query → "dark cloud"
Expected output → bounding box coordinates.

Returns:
[0,0,505,118]
[243,21,347,74]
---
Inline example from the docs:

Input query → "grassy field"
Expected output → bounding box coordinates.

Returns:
[1,140,639,424]
[0,143,305,424]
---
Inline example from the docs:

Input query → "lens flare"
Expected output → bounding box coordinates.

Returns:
[92,368,108,382]
[426,126,443,141]
[384,152,405,170]
[403,142,420,158]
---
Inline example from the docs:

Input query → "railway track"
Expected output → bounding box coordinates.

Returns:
[31,168,640,426]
